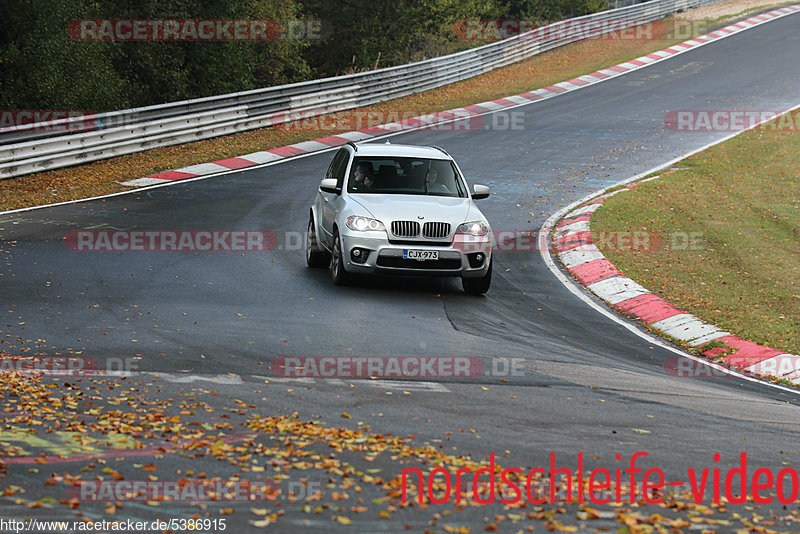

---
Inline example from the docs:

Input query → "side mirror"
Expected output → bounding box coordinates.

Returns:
[471,184,490,200]
[319,178,340,194]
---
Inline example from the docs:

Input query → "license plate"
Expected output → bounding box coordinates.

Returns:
[404,249,438,260]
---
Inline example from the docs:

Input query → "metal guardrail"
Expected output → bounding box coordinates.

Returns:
[0,0,721,179]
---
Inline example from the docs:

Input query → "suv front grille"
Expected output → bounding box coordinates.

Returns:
[391,221,420,238]
[391,221,451,239]
[423,222,450,239]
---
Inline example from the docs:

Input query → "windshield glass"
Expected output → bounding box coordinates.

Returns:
[347,157,466,197]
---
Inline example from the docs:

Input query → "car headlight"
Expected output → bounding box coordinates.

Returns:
[346,215,385,232]
[456,221,489,236]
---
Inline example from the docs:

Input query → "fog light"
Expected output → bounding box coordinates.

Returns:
[350,248,370,264]
[467,252,485,268]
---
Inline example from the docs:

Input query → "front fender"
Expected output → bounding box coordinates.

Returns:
[310,204,331,251]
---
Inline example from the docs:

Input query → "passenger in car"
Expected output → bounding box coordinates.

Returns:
[352,162,375,190]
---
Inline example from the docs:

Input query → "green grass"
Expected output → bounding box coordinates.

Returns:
[592,123,800,355]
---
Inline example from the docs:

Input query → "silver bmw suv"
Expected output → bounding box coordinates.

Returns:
[306,142,493,294]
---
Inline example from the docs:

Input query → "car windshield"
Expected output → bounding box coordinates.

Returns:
[347,157,467,197]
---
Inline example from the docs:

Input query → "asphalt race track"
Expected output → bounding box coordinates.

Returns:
[2,9,800,532]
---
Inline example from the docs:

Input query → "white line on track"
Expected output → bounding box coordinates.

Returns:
[253,375,451,392]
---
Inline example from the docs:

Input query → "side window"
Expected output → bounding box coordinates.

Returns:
[325,149,346,177]
[325,152,338,180]
[330,149,349,189]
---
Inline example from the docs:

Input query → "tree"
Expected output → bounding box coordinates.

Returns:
[0,0,127,110]
[301,0,504,77]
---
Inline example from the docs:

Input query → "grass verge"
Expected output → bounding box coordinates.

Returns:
[0,6,783,212]
[592,118,800,355]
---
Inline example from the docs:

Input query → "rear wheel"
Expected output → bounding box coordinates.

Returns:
[330,230,350,285]
[462,259,492,295]
[306,216,329,268]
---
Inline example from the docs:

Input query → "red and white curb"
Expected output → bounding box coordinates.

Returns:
[121,4,800,188]
[552,174,800,386]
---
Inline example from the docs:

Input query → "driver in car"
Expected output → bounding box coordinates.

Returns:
[425,167,450,194]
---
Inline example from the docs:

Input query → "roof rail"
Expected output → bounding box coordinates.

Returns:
[428,145,449,156]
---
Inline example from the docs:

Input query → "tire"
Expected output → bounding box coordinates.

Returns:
[306,215,329,268]
[462,259,492,295]
[329,230,350,285]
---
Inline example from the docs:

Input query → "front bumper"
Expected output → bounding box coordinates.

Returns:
[339,231,492,278]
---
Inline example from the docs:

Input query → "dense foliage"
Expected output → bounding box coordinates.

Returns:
[0,0,609,111]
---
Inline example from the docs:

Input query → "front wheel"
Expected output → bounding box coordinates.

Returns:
[306,216,330,268]
[462,259,492,295]
[329,230,350,285]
